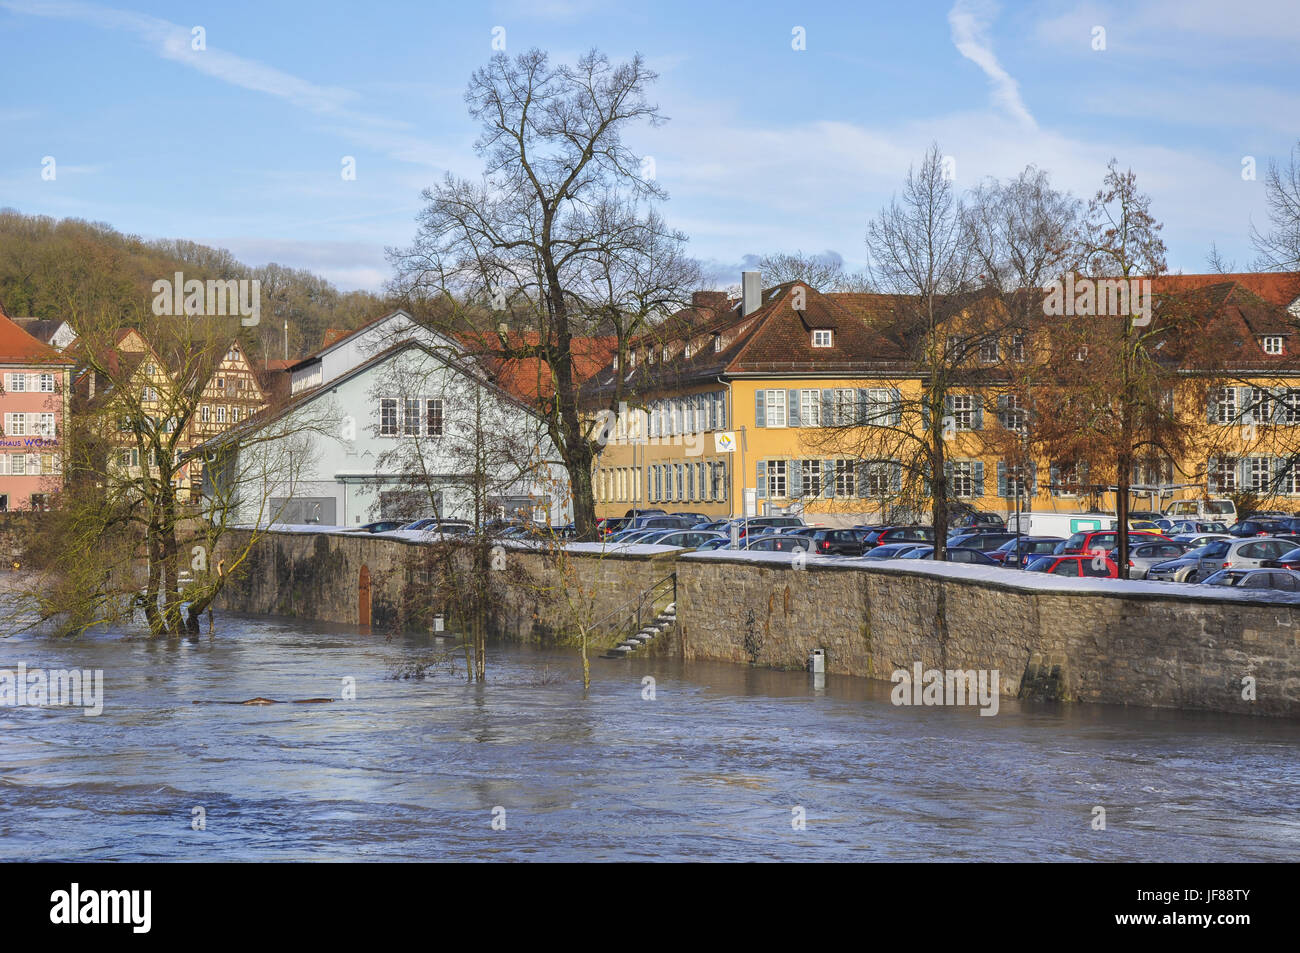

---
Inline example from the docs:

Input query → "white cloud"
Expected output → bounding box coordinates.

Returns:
[947,0,1037,129]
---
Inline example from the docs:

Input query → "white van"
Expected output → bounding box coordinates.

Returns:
[1004,512,1118,537]
[1163,498,1237,523]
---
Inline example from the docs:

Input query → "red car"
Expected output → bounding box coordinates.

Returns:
[1025,554,1119,577]
[1061,529,1168,555]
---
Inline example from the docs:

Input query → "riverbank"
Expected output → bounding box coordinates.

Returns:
[213,529,1300,718]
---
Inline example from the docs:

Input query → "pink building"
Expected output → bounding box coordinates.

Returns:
[0,310,74,511]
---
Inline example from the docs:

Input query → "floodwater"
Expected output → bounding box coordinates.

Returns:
[1,616,1297,861]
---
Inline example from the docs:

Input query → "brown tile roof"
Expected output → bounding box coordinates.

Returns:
[1154,272,1300,309]
[459,330,618,404]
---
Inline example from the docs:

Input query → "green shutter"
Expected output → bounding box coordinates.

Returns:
[756,460,767,499]
[996,460,1008,497]
[973,460,985,498]
[755,391,765,428]
[789,459,803,497]
[788,389,801,427]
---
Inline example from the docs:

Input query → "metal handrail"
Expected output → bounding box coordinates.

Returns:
[587,571,676,642]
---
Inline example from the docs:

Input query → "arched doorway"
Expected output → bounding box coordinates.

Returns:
[358,565,371,628]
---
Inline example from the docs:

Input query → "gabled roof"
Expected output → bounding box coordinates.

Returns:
[287,309,428,371]
[193,337,549,456]
[458,330,618,404]
[0,311,75,365]
[1153,272,1300,309]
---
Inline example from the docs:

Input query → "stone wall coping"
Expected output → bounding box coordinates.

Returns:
[677,549,1300,609]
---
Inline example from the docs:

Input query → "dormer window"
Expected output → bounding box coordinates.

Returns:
[684,341,693,359]
[713,334,722,352]
[812,329,833,348]
[628,350,637,369]
[662,345,670,361]
[1264,336,1284,355]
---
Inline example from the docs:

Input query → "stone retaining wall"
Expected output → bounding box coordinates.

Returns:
[215,530,1300,717]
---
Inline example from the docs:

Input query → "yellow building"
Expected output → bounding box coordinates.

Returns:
[587,272,1300,525]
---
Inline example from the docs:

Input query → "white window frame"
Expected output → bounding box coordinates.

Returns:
[765,390,787,428]
[833,389,856,427]
[800,389,821,428]
[951,460,974,499]
[379,398,399,437]
[1264,336,1284,355]
[1208,456,1238,494]
[834,459,855,497]
[1214,387,1238,425]
[768,459,788,498]
[812,329,833,348]
[951,394,975,431]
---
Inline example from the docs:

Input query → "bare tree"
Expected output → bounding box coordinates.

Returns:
[387,49,698,539]
[755,250,872,292]
[849,143,985,556]
[1253,140,1300,272]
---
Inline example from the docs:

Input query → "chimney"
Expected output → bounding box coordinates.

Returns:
[741,271,762,316]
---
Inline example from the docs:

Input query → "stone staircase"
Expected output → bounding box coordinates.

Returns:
[602,602,676,658]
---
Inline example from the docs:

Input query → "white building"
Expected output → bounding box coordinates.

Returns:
[201,312,571,527]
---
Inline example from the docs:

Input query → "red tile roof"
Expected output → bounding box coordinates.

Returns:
[0,311,73,364]
[1153,272,1300,308]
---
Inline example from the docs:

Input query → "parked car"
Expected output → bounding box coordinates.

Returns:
[1171,532,1232,547]
[947,531,1020,551]
[1005,512,1117,537]
[1146,543,1222,583]
[400,518,473,535]
[646,530,726,549]
[622,508,665,519]
[948,507,1006,531]
[695,537,732,551]
[1191,537,1298,579]
[349,520,406,533]
[745,516,807,533]
[1167,520,1229,535]
[863,526,935,549]
[745,534,813,552]
[1060,529,1168,555]
[1163,498,1238,523]
[1105,539,1190,579]
[863,543,927,559]
[1228,519,1289,537]
[597,517,629,538]
[626,514,694,532]
[1025,554,1119,577]
[1200,568,1300,591]
[900,545,998,565]
[989,536,1066,568]
[672,512,710,526]
[810,528,873,556]
[1262,547,1300,571]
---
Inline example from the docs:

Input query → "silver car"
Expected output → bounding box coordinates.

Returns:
[1200,567,1300,592]
[1107,539,1190,579]
[1194,537,1297,580]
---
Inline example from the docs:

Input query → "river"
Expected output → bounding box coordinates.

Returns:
[2,615,1297,861]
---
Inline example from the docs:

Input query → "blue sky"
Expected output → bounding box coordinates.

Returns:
[2,0,1297,291]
